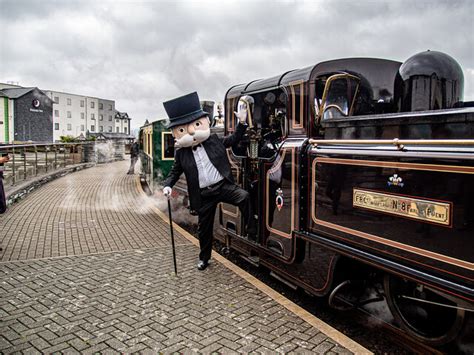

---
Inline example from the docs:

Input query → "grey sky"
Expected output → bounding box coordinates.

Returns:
[1,0,473,130]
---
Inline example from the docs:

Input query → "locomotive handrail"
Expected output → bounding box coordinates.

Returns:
[309,138,474,150]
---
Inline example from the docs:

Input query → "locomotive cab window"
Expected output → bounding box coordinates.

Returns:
[318,74,360,122]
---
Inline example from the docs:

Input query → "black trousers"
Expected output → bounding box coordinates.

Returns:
[197,180,249,261]
[0,172,6,214]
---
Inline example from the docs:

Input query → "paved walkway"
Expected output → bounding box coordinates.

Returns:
[0,161,369,354]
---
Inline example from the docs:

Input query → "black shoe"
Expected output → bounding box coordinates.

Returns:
[197,260,209,271]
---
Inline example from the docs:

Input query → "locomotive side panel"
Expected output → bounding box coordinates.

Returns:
[261,146,298,260]
[308,148,474,300]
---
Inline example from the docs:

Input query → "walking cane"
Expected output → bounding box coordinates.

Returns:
[167,197,178,276]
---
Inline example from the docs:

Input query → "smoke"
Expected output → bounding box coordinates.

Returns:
[134,157,142,174]
[148,187,198,226]
[94,140,125,163]
[58,174,79,209]
[57,157,197,228]
[361,289,394,326]
[95,141,115,163]
[458,341,474,355]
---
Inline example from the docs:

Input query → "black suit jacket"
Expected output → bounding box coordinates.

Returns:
[163,123,247,211]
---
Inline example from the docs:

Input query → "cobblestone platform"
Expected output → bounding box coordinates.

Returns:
[0,161,370,354]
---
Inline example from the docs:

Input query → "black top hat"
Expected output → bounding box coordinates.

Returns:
[163,92,208,129]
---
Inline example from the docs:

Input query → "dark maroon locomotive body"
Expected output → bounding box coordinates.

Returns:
[217,51,473,346]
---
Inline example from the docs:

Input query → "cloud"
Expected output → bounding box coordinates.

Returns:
[1,0,473,129]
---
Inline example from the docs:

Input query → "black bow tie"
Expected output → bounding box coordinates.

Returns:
[192,143,202,151]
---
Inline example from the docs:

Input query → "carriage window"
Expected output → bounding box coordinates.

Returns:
[320,75,360,120]
[162,132,175,160]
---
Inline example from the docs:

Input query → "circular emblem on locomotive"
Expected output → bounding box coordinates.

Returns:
[32,99,40,108]
[275,188,284,211]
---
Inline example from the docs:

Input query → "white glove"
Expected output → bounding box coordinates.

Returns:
[163,186,172,198]
[234,108,247,123]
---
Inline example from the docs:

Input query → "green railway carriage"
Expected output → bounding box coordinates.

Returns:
[139,118,175,192]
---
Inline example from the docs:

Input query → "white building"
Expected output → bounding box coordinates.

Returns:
[114,110,131,135]
[44,91,116,141]
[98,98,115,134]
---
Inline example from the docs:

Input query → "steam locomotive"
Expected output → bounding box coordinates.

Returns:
[140,51,473,347]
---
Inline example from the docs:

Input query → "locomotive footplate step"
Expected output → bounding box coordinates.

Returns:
[0,161,370,354]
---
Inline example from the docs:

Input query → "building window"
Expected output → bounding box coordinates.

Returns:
[99,103,103,109]
[81,112,85,119]
[67,98,71,105]
[54,123,59,130]
[124,127,127,133]
[116,119,120,123]
[67,124,72,130]
[67,111,71,118]
[54,96,59,104]
[91,101,95,108]
[108,126,112,132]
[80,100,84,107]
[99,126,103,132]
[116,127,119,133]
[91,125,95,132]
[54,110,59,117]
[81,124,85,131]
[91,113,95,120]
[109,104,112,110]
[109,115,112,121]
[99,114,103,121]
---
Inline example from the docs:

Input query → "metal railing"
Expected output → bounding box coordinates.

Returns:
[0,142,94,186]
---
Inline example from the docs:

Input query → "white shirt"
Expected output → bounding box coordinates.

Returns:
[192,145,224,188]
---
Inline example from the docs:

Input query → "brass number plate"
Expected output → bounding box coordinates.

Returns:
[353,189,451,226]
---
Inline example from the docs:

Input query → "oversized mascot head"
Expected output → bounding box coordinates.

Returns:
[163,92,211,148]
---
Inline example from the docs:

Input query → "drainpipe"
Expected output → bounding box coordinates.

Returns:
[4,97,9,142]
[85,97,88,137]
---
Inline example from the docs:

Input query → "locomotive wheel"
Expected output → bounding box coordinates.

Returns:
[384,274,465,346]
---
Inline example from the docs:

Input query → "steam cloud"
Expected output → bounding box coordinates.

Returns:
[149,187,198,226]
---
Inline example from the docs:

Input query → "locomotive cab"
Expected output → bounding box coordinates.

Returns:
[231,88,288,160]
[227,88,290,250]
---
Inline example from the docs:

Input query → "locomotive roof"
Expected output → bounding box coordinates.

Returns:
[226,57,402,103]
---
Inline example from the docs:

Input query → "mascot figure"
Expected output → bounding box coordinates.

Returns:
[163,92,251,270]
